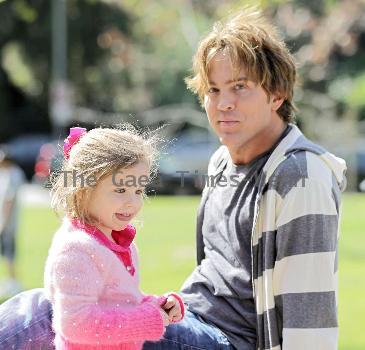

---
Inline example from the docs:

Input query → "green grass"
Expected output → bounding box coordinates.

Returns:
[0,193,364,349]
[337,194,365,350]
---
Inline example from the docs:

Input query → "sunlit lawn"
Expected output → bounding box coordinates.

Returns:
[0,194,364,349]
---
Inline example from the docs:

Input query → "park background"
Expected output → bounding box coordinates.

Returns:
[0,0,364,349]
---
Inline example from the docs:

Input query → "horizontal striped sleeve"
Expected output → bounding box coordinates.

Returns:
[276,214,338,261]
[276,178,338,227]
[273,252,336,295]
[253,212,338,280]
[274,176,339,293]
[255,292,337,349]
[275,292,337,328]
[272,168,339,348]
[282,328,338,350]
[253,141,345,349]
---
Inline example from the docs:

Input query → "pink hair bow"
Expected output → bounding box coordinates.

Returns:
[63,127,87,159]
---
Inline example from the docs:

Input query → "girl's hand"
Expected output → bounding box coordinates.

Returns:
[161,295,183,323]
[159,308,170,327]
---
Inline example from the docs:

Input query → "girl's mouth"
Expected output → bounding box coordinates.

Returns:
[115,213,132,221]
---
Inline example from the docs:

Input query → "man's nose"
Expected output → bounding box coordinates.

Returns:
[217,93,235,111]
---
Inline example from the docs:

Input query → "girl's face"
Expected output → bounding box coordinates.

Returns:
[87,162,149,239]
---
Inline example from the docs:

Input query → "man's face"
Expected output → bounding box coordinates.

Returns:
[204,52,284,164]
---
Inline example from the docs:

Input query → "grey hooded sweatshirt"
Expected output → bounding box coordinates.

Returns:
[181,124,347,350]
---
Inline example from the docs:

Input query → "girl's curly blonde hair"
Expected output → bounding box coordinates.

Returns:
[50,124,159,223]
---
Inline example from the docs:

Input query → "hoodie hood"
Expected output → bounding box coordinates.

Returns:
[262,124,347,192]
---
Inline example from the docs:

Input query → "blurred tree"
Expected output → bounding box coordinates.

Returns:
[269,0,365,142]
[0,0,132,141]
[0,65,49,140]
[0,0,364,145]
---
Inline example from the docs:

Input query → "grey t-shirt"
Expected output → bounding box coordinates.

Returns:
[181,126,291,350]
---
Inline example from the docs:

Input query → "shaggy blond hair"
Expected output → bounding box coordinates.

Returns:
[50,124,158,223]
[185,7,297,122]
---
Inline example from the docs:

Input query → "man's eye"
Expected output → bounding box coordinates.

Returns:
[207,87,218,93]
[115,188,126,194]
[234,84,246,90]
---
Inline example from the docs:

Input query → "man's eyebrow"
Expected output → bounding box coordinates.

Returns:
[208,77,248,85]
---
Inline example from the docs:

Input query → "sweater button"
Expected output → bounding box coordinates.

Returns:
[126,266,132,271]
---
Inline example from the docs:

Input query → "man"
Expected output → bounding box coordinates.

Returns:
[144,7,346,350]
[0,7,346,350]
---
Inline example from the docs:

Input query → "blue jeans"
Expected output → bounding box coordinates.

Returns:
[143,311,234,350]
[0,289,234,350]
[0,288,54,349]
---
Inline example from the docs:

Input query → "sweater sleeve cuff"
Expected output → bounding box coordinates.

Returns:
[142,294,167,306]
[157,295,168,306]
[167,292,185,321]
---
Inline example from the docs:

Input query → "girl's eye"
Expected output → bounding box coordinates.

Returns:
[135,189,144,195]
[115,188,126,194]
[207,87,219,93]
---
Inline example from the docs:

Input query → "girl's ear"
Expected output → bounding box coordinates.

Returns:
[75,189,84,203]
[73,187,89,219]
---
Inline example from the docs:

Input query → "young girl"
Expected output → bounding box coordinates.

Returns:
[44,126,184,350]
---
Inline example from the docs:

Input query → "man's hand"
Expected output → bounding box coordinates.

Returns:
[161,295,183,323]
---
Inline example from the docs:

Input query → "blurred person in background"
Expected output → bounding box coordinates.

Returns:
[0,147,25,299]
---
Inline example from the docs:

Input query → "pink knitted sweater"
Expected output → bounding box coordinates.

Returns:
[44,218,181,350]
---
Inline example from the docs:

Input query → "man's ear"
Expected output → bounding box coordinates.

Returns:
[271,94,284,112]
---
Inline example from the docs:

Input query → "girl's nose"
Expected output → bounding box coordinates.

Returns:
[124,196,134,207]
[123,193,139,208]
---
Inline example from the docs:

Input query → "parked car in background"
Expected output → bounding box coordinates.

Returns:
[33,126,219,195]
[33,141,64,186]
[148,125,220,194]
[139,104,220,194]
[2,134,51,181]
